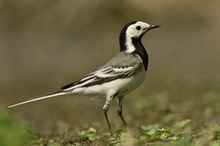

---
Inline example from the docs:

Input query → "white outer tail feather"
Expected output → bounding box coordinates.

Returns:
[8,90,66,108]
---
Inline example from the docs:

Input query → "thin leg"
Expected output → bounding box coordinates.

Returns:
[117,96,129,132]
[103,95,114,134]
[104,109,112,134]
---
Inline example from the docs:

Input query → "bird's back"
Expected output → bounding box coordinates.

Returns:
[100,51,143,69]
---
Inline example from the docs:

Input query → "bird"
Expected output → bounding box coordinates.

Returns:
[8,21,160,134]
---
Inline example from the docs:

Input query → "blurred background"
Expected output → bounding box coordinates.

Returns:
[1,0,220,134]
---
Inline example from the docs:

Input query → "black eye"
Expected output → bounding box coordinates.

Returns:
[136,26,141,30]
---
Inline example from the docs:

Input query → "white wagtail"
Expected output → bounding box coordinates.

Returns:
[8,21,160,133]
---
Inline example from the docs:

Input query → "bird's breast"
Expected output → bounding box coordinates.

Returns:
[113,65,146,96]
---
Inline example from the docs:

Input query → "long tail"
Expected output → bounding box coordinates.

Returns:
[8,90,67,108]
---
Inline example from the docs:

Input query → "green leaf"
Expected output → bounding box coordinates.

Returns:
[147,129,156,136]
[141,124,160,131]
[175,119,191,129]
[88,127,96,134]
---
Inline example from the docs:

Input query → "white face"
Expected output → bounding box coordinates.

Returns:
[126,21,151,38]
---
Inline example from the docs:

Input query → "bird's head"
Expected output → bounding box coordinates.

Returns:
[123,21,161,39]
[119,21,161,52]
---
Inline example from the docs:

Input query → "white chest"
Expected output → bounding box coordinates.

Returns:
[114,66,146,96]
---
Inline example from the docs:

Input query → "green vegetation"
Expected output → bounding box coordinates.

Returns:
[0,109,30,146]
[2,104,220,146]
[26,123,220,146]
[2,78,220,146]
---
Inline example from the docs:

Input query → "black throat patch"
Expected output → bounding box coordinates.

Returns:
[131,37,148,71]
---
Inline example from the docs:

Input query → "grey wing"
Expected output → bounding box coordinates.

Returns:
[61,66,139,91]
[61,54,142,91]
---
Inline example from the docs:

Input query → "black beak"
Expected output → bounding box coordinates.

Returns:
[149,24,161,29]
[141,24,161,38]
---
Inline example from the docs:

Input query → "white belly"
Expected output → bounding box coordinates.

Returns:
[111,67,146,96]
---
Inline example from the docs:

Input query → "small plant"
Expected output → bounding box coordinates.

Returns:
[174,119,191,129]
[137,119,193,145]
[78,127,100,141]
[107,128,125,145]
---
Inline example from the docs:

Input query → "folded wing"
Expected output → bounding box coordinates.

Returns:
[61,65,139,91]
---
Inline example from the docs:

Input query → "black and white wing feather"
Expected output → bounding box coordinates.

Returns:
[61,64,140,91]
